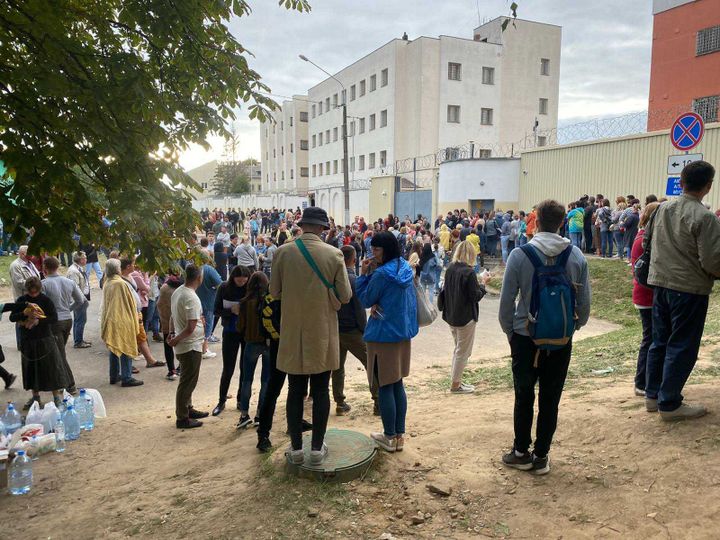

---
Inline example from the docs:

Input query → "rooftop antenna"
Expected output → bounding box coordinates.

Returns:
[476,0,481,27]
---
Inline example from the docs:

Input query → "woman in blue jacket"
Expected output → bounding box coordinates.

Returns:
[356,232,418,453]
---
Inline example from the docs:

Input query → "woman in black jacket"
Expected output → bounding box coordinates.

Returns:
[211,265,252,416]
[437,241,491,394]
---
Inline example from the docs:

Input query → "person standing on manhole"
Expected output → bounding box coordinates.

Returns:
[270,207,351,466]
[356,231,418,453]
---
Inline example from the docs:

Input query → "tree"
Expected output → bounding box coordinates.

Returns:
[0,0,310,270]
[212,161,251,196]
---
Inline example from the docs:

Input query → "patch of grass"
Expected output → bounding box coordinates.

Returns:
[586,259,637,328]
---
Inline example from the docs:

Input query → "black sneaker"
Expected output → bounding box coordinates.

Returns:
[176,418,203,429]
[121,378,144,387]
[530,453,550,475]
[501,448,533,471]
[4,373,16,389]
[237,414,253,429]
[257,436,272,453]
[189,408,209,419]
[253,416,260,427]
[336,402,351,416]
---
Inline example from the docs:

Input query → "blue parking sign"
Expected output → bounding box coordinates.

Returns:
[666,177,682,196]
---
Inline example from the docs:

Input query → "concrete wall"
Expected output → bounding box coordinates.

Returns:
[519,122,720,211]
[438,158,520,215]
[191,194,307,213]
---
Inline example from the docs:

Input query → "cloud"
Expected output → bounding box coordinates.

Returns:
[180,0,654,169]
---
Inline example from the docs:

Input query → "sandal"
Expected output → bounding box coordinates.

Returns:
[132,367,140,374]
[146,361,166,368]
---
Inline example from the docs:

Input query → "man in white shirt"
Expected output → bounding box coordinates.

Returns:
[168,264,209,429]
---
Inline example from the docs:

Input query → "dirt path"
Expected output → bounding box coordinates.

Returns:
[4,288,719,539]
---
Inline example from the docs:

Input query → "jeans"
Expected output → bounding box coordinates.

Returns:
[238,342,270,415]
[144,299,158,334]
[378,380,407,437]
[510,333,571,458]
[601,230,613,258]
[635,308,652,391]
[203,309,215,340]
[420,278,435,305]
[257,340,286,439]
[517,234,527,247]
[287,371,331,451]
[479,232,487,253]
[109,352,133,383]
[613,230,624,259]
[433,266,442,294]
[569,232,583,250]
[72,303,88,345]
[87,261,103,283]
[218,330,244,404]
[500,235,510,264]
[645,287,709,412]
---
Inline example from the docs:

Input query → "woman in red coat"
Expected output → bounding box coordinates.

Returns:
[630,202,660,398]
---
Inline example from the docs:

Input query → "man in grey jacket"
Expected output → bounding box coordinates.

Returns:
[499,199,591,475]
[646,161,720,421]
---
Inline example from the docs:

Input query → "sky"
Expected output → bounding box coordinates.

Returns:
[179,0,654,171]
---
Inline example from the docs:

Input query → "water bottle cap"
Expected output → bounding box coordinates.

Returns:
[17,450,25,456]
[7,403,14,410]
[79,389,86,394]
[67,404,74,410]
[31,435,37,440]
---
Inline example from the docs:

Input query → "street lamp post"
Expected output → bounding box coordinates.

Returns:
[299,54,350,226]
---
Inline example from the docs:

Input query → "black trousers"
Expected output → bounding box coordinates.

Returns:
[287,371,331,451]
[635,308,653,391]
[162,333,176,374]
[0,365,13,384]
[257,340,285,439]
[583,225,594,253]
[510,333,571,458]
[219,331,244,404]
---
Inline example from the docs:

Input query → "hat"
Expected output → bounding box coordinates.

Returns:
[297,206,330,229]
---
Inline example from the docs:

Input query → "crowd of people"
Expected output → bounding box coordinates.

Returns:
[3,160,719,474]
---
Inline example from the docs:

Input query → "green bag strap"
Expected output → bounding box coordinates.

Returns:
[296,239,339,298]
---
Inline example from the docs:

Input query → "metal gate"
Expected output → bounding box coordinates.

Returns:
[394,190,432,221]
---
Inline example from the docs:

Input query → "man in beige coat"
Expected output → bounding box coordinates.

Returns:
[270,207,351,466]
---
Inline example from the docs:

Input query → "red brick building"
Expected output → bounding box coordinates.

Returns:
[648,0,720,131]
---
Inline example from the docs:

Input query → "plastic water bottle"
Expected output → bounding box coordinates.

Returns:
[1,403,22,435]
[29,435,40,461]
[76,389,94,431]
[54,414,66,453]
[8,450,32,495]
[0,417,5,437]
[74,389,88,428]
[62,405,81,441]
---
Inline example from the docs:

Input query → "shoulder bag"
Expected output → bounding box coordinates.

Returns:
[633,211,657,288]
[296,239,342,311]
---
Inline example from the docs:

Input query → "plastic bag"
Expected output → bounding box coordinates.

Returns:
[40,402,59,434]
[9,424,44,450]
[414,278,438,328]
[25,401,43,426]
[85,388,107,418]
[62,389,75,407]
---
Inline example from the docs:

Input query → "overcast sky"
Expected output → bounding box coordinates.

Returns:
[180,0,654,170]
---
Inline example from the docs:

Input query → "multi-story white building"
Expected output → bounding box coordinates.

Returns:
[260,95,310,197]
[259,16,561,220]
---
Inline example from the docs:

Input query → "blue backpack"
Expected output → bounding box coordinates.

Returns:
[520,244,576,353]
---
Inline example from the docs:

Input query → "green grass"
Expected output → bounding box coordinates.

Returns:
[0,254,13,290]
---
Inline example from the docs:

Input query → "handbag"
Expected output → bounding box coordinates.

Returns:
[296,239,342,311]
[414,278,438,327]
[634,211,657,288]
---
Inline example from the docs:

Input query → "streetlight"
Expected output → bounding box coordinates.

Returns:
[299,54,350,226]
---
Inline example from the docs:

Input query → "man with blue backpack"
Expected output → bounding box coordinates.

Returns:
[499,199,591,475]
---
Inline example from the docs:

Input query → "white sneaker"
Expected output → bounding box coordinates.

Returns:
[309,443,329,466]
[202,351,217,359]
[287,447,305,465]
[450,382,475,394]
[371,432,397,452]
[660,403,707,422]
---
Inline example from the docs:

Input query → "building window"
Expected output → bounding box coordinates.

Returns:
[281,171,285,181]
[272,125,275,134]
[325,129,330,142]
[312,164,316,177]
[312,135,316,148]
[697,26,720,56]
[380,109,387,127]
[448,62,462,81]
[290,169,294,179]
[265,152,268,160]
[481,108,494,125]
[447,105,460,123]
[693,95,719,123]
[301,167,309,177]
[359,155,365,170]
[333,93,338,107]
[369,152,376,169]
[281,146,284,156]
[359,117,365,134]
[311,105,316,118]
[333,160,338,174]
[537,136,548,147]
[369,114,376,131]
[349,121,356,136]
[325,97,330,111]
[333,127,338,142]
[370,74,377,91]
[281,121,284,130]
[341,89,347,104]
[319,163,323,176]
[273,149,276,158]
[290,117,294,127]
[273,173,276,181]
[541,58,550,76]
[539,98,549,115]
[201,182,208,190]
[350,157,355,171]
[326,161,330,175]
[380,150,387,167]
[360,79,366,96]
[300,111,308,122]
[482,66,495,85]
[300,140,308,150]
[319,132,323,146]
[477,149,491,159]
[350,84,356,101]
[290,143,294,153]
[381,68,388,87]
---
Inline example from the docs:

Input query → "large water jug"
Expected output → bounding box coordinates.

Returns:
[62,405,81,441]
[1,403,22,435]
[54,414,66,453]
[74,389,88,427]
[8,450,32,495]
[76,389,95,431]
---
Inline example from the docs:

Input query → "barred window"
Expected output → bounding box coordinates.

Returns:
[478,149,492,158]
[482,67,495,85]
[447,105,460,123]
[693,95,719,123]
[448,62,462,81]
[697,26,720,56]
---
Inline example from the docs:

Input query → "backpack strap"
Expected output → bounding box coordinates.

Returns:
[555,245,574,268]
[519,244,543,268]
[296,239,339,299]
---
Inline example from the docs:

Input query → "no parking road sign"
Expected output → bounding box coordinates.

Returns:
[670,112,704,151]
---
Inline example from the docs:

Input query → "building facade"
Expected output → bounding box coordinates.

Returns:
[259,95,310,197]
[302,17,560,220]
[648,0,720,130]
